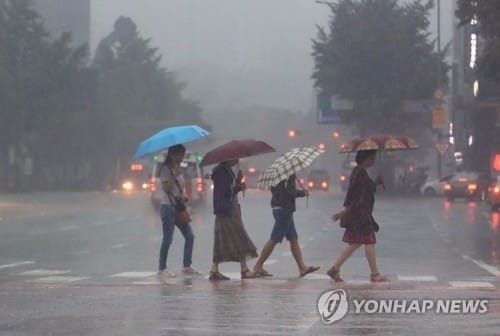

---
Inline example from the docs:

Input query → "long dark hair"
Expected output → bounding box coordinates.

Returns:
[355,150,377,165]
[164,144,186,165]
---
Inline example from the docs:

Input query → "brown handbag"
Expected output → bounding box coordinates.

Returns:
[175,208,192,225]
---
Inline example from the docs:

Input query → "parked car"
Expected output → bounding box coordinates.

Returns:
[307,169,330,192]
[150,151,207,209]
[444,173,483,202]
[421,174,455,197]
[489,176,500,212]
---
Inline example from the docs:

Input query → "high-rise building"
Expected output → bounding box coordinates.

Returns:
[32,0,91,48]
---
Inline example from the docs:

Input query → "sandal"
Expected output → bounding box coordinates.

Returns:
[241,269,258,279]
[209,271,230,281]
[327,267,344,283]
[370,273,390,282]
[300,266,320,277]
[253,268,273,277]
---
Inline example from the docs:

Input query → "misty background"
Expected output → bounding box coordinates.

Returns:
[91,0,454,116]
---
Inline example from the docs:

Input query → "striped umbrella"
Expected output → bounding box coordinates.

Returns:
[258,146,324,189]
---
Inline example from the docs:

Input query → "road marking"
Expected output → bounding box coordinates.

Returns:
[303,273,330,280]
[18,270,71,276]
[449,281,495,289]
[112,244,126,249]
[0,261,35,271]
[71,250,90,256]
[263,259,278,266]
[347,280,371,285]
[28,276,89,283]
[60,225,79,231]
[110,271,157,278]
[462,255,500,277]
[398,275,438,282]
[133,280,163,285]
[281,252,292,257]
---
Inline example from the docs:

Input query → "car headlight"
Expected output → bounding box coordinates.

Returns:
[122,181,134,191]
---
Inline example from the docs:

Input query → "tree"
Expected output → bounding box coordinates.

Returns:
[92,17,205,187]
[456,1,500,82]
[0,0,88,190]
[312,0,449,138]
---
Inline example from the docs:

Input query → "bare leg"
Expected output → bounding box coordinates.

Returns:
[290,239,308,273]
[365,244,379,275]
[210,262,219,273]
[254,240,277,272]
[332,243,361,271]
[240,257,249,272]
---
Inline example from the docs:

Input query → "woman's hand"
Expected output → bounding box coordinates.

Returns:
[332,207,347,222]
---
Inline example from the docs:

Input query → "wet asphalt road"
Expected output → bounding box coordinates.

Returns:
[0,189,499,335]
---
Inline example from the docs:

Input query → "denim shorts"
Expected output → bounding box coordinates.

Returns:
[270,208,298,243]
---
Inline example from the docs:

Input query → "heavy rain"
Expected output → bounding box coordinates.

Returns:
[0,1,499,335]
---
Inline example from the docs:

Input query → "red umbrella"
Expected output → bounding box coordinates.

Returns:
[200,140,276,167]
[339,134,419,153]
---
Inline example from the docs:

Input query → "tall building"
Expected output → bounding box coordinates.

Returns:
[32,0,91,48]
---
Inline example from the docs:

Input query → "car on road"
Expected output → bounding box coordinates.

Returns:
[444,173,483,202]
[119,162,150,192]
[242,167,261,190]
[307,169,330,192]
[339,160,356,191]
[488,176,500,212]
[420,174,455,197]
[150,151,207,209]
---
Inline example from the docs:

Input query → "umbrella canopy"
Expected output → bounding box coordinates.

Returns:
[258,146,324,189]
[134,125,209,158]
[200,140,275,167]
[339,134,419,153]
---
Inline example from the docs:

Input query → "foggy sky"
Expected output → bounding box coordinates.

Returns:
[91,0,455,114]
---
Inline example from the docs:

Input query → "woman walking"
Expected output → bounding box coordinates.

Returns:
[209,159,258,280]
[158,144,201,279]
[327,150,389,283]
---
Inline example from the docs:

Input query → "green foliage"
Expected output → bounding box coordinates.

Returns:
[456,0,500,81]
[312,0,448,136]
[0,4,204,190]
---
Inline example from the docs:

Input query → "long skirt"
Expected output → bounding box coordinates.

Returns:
[213,201,258,263]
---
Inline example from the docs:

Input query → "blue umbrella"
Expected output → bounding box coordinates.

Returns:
[134,125,210,158]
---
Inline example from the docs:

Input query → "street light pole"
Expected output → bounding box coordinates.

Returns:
[436,0,443,178]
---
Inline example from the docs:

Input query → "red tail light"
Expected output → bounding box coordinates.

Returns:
[308,182,314,188]
[468,184,477,191]
[340,175,346,182]
[494,186,500,194]
[444,184,452,190]
[459,178,468,182]
[321,182,328,189]
[197,177,203,184]
[150,177,157,192]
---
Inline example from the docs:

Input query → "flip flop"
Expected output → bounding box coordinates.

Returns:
[300,266,320,277]
[254,269,273,277]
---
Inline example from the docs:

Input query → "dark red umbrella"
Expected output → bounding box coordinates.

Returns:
[339,134,419,153]
[200,140,275,167]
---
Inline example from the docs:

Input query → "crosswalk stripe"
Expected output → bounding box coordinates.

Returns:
[110,271,156,278]
[449,281,494,288]
[27,276,89,283]
[0,261,35,270]
[263,259,279,266]
[398,275,438,282]
[18,270,70,276]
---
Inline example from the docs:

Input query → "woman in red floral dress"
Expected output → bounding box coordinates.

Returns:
[327,150,389,282]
